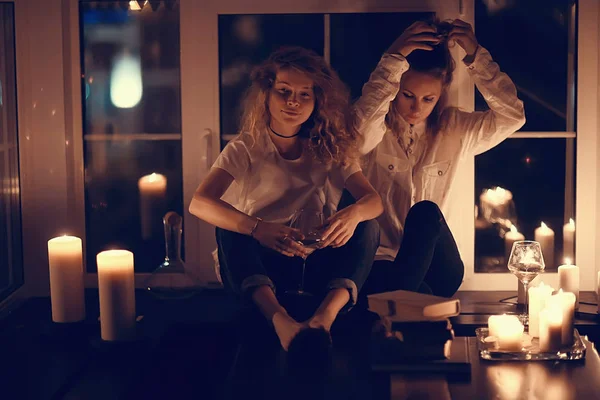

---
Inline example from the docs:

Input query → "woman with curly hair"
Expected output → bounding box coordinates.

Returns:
[189,47,382,351]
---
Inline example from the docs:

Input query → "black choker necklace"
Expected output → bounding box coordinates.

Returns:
[269,125,301,139]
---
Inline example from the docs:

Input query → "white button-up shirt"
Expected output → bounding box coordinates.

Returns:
[354,46,526,261]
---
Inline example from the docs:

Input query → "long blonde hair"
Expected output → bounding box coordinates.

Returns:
[386,20,456,137]
[240,47,359,165]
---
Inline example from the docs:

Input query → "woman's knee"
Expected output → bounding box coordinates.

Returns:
[406,200,443,225]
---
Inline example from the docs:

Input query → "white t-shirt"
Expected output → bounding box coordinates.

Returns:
[213,131,361,224]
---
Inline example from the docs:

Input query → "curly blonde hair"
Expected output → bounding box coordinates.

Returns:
[239,47,359,165]
[386,20,456,138]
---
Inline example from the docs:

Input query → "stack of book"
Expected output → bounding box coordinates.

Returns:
[368,290,471,375]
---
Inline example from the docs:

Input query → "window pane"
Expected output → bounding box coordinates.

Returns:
[330,12,433,101]
[0,3,24,301]
[475,138,573,273]
[81,1,183,272]
[475,0,574,132]
[218,14,324,144]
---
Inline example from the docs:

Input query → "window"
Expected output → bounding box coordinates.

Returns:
[473,0,577,273]
[0,3,24,301]
[79,1,183,273]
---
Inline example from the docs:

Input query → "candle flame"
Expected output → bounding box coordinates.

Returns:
[510,225,518,233]
[541,221,547,229]
[565,258,572,265]
[569,218,575,228]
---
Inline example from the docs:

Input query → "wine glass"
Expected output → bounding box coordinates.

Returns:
[507,240,546,325]
[287,209,324,296]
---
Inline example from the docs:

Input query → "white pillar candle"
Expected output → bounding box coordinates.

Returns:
[558,259,579,309]
[528,282,554,338]
[539,306,563,352]
[138,173,167,240]
[547,290,576,346]
[562,218,575,262]
[47,236,86,323]
[496,315,524,351]
[534,222,555,268]
[488,314,507,338]
[505,225,525,264]
[97,250,136,341]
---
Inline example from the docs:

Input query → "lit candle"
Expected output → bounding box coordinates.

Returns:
[539,306,563,352]
[479,186,513,223]
[96,250,136,341]
[47,236,86,323]
[138,173,167,240]
[528,282,554,338]
[562,218,575,262]
[558,258,579,309]
[488,314,507,338]
[547,290,576,346]
[534,222,555,268]
[505,224,525,264]
[495,315,524,351]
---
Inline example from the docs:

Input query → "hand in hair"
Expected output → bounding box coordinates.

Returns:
[387,20,442,58]
[446,19,479,57]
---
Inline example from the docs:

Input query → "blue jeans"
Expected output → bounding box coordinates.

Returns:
[216,219,380,312]
[362,200,464,297]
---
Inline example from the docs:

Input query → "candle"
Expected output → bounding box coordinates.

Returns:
[562,218,575,262]
[495,315,524,351]
[488,314,507,338]
[479,186,513,223]
[527,282,554,337]
[558,259,579,309]
[539,307,563,352]
[547,290,576,346]
[505,224,525,264]
[138,173,167,240]
[97,250,136,341]
[47,236,86,323]
[534,222,555,268]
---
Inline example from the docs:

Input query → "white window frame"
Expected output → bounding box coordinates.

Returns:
[8,0,599,298]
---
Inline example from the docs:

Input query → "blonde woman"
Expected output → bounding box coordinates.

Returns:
[190,47,382,351]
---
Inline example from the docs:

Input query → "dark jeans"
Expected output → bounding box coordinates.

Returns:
[216,219,380,312]
[362,200,464,298]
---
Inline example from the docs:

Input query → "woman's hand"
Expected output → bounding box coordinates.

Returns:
[318,206,362,249]
[447,19,479,57]
[252,221,308,258]
[387,21,441,57]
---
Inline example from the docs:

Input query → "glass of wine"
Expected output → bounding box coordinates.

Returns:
[507,240,546,325]
[287,209,324,296]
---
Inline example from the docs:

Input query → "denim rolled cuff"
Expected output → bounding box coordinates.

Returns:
[328,278,358,313]
[241,274,275,296]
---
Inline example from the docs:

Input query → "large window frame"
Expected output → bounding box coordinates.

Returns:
[7,0,600,299]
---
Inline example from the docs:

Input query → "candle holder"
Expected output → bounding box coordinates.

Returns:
[475,327,586,361]
[144,211,203,299]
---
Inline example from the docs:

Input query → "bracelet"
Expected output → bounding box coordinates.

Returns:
[250,217,262,237]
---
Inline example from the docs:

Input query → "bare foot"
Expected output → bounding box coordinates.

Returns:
[272,311,305,351]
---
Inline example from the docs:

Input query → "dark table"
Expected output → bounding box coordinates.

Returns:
[2,289,600,400]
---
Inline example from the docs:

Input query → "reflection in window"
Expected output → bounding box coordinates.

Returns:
[80,1,183,272]
[0,4,24,301]
[475,139,572,272]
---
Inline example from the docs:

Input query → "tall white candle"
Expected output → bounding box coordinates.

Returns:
[558,258,579,309]
[539,307,563,352]
[505,225,525,264]
[97,250,136,341]
[562,218,575,262]
[534,222,555,268]
[528,282,554,338]
[495,315,524,351]
[138,173,167,240]
[547,290,576,346]
[47,236,86,323]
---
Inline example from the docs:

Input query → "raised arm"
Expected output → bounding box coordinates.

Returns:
[354,21,440,155]
[445,20,526,156]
